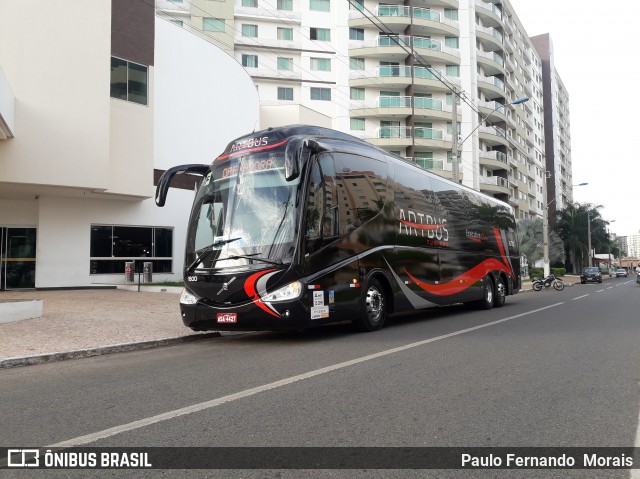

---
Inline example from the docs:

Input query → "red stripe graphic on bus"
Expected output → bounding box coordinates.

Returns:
[405,258,511,297]
[244,269,280,318]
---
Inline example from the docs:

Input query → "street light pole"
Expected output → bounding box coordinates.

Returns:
[453,96,529,185]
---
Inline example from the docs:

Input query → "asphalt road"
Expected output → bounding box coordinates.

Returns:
[2,277,640,478]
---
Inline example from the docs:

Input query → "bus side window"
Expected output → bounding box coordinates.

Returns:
[304,154,337,251]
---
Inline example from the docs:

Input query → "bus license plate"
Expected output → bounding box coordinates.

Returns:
[217,313,237,323]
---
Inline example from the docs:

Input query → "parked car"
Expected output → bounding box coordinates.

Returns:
[615,268,628,278]
[581,267,602,284]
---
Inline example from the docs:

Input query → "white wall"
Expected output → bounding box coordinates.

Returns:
[34,192,195,288]
[0,0,112,190]
[154,18,260,168]
[0,13,260,289]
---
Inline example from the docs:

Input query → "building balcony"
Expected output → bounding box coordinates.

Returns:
[475,0,503,28]
[245,68,302,81]
[479,150,508,170]
[479,176,509,195]
[349,36,460,64]
[359,127,453,151]
[477,74,506,100]
[234,5,302,23]
[234,36,301,51]
[476,50,505,75]
[349,6,459,37]
[412,0,459,9]
[476,24,503,51]
[350,96,456,122]
[478,100,508,123]
[349,66,461,93]
[479,125,509,147]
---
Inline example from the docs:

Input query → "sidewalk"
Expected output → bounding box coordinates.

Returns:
[0,274,596,369]
[0,288,218,369]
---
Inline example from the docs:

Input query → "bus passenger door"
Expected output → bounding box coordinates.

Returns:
[301,154,359,318]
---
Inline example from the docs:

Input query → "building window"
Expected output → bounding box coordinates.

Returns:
[203,17,225,32]
[242,0,257,6]
[349,28,364,40]
[242,54,258,68]
[310,57,331,71]
[277,57,293,70]
[277,0,293,10]
[445,36,459,48]
[444,8,458,20]
[278,87,294,101]
[350,118,365,130]
[350,87,365,100]
[310,27,331,41]
[277,27,293,40]
[350,57,365,70]
[310,0,330,12]
[310,87,331,101]
[350,0,364,10]
[110,57,148,105]
[445,64,460,77]
[89,225,173,274]
[170,19,183,27]
[242,24,258,37]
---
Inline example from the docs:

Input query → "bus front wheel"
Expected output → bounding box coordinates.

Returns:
[354,277,387,332]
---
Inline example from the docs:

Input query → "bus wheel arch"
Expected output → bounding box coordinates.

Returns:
[353,273,390,332]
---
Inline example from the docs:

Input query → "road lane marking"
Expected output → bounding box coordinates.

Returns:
[47,302,566,448]
[595,289,605,293]
[571,294,589,301]
[606,286,614,290]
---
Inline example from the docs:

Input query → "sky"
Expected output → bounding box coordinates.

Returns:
[507,0,640,237]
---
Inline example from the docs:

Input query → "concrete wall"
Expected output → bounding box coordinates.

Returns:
[0,0,112,190]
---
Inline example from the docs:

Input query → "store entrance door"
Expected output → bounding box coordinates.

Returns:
[0,227,37,290]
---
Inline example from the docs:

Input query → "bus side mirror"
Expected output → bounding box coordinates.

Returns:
[155,164,210,207]
[284,139,303,181]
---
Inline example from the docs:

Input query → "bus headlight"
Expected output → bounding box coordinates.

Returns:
[261,281,302,303]
[180,288,198,305]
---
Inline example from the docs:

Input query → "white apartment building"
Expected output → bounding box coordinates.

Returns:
[0,0,259,290]
[156,0,555,222]
[626,234,640,258]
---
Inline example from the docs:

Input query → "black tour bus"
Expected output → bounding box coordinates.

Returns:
[156,125,520,332]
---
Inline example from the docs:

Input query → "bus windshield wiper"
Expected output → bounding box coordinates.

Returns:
[187,237,241,273]
[217,253,283,265]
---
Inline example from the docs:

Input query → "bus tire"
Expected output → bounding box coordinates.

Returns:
[494,276,507,308]
[473,276,494,310]
[353,277,387,332]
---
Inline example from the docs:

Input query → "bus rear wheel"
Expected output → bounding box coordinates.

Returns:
[494,276,506,308]
[353,278,387,332]
[472,276,494,310]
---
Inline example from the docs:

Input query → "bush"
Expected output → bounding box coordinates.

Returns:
[551,268,566,277]
[529,267,543,279]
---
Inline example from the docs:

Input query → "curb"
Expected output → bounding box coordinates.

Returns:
[0,332,222,370]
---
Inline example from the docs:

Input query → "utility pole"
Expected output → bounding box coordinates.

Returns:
[587,211,592,268]
[542,170,550,277]
[451,89,459,184]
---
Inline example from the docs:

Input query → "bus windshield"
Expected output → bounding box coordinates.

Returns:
[186,150,300,270]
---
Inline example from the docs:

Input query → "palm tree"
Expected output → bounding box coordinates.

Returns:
[555,203,607,273]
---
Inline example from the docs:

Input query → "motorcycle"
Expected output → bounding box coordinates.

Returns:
[532,274,565,291]
[637,272,640,285]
